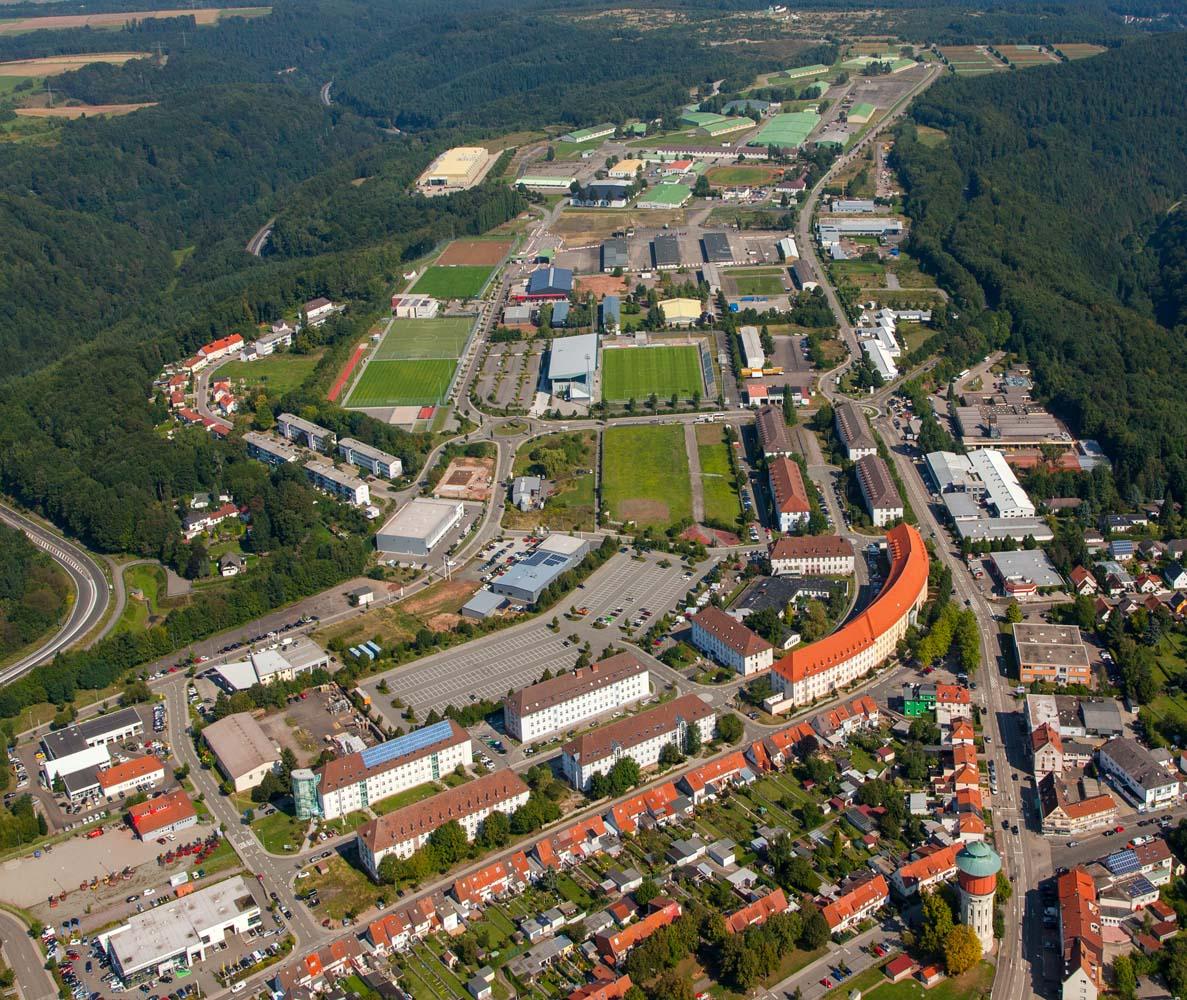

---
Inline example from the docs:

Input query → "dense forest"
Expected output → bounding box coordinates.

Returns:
[0,525,71,662]
[894,32,1187,502]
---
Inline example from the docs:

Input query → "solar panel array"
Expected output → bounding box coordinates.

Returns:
[1105,849,1139,875]
[360,719,454,770]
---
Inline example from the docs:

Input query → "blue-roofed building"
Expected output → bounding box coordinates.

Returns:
[522,266,574,301]
[601,296,621,334]
[491,548,580,604]
[551,301,571,327]
[1109,539,1135,560]
[546,332,599,401]
[305,718,473,820]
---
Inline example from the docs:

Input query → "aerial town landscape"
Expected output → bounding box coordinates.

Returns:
[0,3,1186,1000]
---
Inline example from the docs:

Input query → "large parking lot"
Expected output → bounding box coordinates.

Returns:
[361,552,710,719]
[474,342,543,410]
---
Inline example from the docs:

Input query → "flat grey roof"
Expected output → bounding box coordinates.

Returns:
[43,707,143,759]
[990,550,1063,588]
[379,498,463,541]
[547,334,599,382]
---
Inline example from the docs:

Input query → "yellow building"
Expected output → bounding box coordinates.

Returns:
[418,146,491,191]
[659,298,703,327]
[609,158,647,179]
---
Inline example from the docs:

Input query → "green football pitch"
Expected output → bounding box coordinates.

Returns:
[345,358,458,407]
[601,346,704,401]
[732,274,787,296]
[411,266,493,299]
[376,317,474,360]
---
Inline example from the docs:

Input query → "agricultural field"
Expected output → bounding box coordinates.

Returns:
[0,7,269,32]
[704,164,781,186]
[0,53,151,76]
[375,317,473,360]
[995,44,1059,67]
[346,358,458,408]
[939,45,1007,75]
[14,103,155,118]
[217,352,321,394]
[830,260,886,289]
[411,265,493,299]
[1055,43,1107,60]
[602,424,691,527]
[601,345,703,401]
[695,424,742,525]
[435,239,513,267]
[506,430,598,532]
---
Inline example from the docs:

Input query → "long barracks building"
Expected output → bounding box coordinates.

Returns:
[293,720,472,820]
[773,524,928,707]
[504,653,651,744]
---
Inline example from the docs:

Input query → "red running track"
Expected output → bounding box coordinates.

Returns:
[328,343,367,402]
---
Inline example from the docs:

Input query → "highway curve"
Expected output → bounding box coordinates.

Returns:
[0,502,110,686]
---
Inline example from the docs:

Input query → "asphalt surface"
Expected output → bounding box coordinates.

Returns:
[0,501,110,685]
[0,908,56,1000]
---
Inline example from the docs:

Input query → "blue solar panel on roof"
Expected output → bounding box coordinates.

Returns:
[360,720,454,769]
[1105,849,1139,875]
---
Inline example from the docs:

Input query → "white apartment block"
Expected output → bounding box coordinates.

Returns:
[689,606,773,676]
[561,694,715,791]
[504,654,650,743]
[316,720,473,821]
[768,536,855,576]
[338,438,403,479]
[356,772,530,876]
[304,461,370,506]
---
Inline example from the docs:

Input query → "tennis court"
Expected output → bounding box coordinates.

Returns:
[376,317,474,360]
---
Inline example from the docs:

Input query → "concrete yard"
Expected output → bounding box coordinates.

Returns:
[360,553,708,720]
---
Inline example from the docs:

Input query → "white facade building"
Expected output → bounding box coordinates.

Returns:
[561,694,715,791]
[504,653,650,743]
[768,536,855,576]
[688,606,773,676]
[338,438,403,479]
[313,720,473,821]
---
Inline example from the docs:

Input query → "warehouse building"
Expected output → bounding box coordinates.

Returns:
[636,184,691,209]
[298,719,473,820]
[202,713,280,793]
[989,550,1064,597]
[101,876,261,983]
[701,232,737,265]
[602,238,630,273]
[792,260,818,290]
[304,460,370,507]
[777,236,799,261]
[559,124,615,143]
[740,326,765,372]
[651,235,682,270]
[522,266,574,301]
[862,340,898,381]
[210,636,330,692]
[491,547,580,604]
[816,218,904,242]
[561,694,716,790]
[756,405,794,458]
[856,455,902,526]
[546,333,599,401]
[571,181,633,208]
[1014,624,1092,687]
[244,431,300,467]
[376,498,464,556]
[418,146,491,191]
[768,456,811,531]
[689,606,773,676]
[504,652,651,742]
[835,400,877,460]
[658,298,702,327]
[516,173,577,190]
[356,771,530,875]
[769,535,855,576]
[926,450,1034,518]
[277,413,335,451]
[338,438,403,479]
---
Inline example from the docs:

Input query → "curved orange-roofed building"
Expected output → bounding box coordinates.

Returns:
[773,523,928,706]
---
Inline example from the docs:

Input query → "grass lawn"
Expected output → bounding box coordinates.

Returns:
[875,962,994,1000]
[369,781,443,815]
[346,358,458,407]
[376,317,473,360]
[602,424,691,528]
[555,873,593,908]
[695,424,741,525]
[601,345,703,401]
[733,273,788,296]
[412,265,493,299]
[706,164,778,185]
[250,809,307,854]
[197,838,242,877]
[217,352,322,394]
[914,125,947,147]
[115,563,166,634]
[303,855,380,921]
[824,960,891,999]
[832,260,886,288]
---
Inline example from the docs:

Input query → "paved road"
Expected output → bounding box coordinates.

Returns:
[0,909,56,1000]
[761,920,904,1000]
[0,502,110,685]
[246,216,276,256]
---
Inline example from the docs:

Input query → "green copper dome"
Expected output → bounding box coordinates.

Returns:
[956,841,1002,879]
